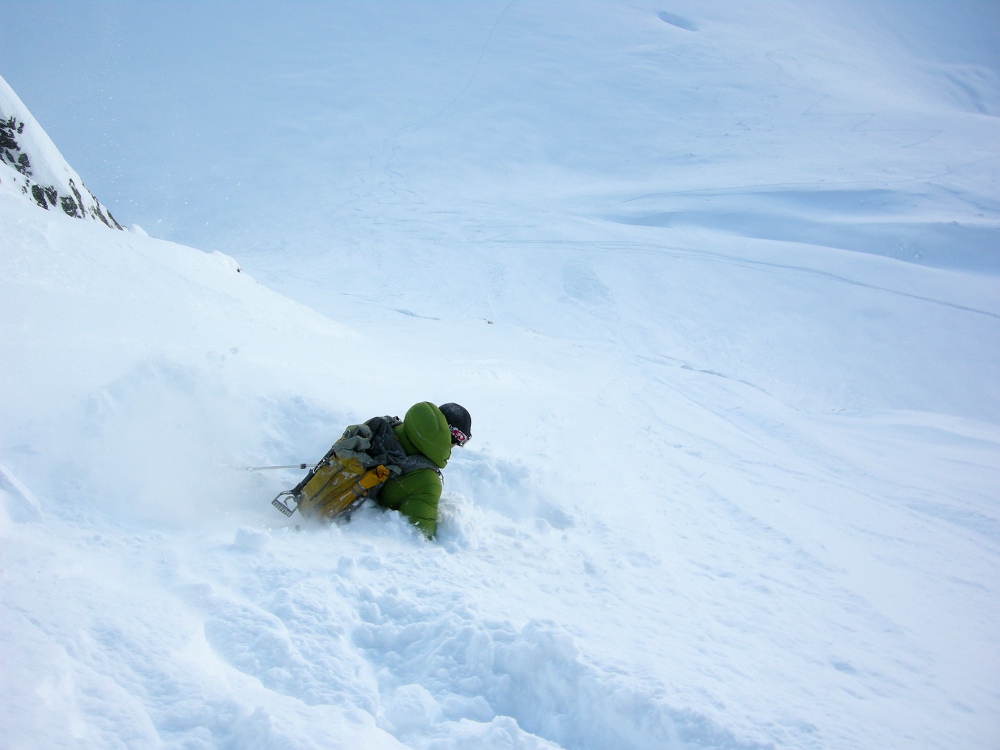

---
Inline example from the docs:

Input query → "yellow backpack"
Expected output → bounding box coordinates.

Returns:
[296,457,390,521]
[270,418,402,522]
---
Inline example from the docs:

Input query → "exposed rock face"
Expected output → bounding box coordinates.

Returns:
[0,76,122,229]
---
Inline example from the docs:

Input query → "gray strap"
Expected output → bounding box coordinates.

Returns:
[399,454,443,479]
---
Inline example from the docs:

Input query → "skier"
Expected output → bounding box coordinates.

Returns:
[270,401,471,538]
[375,402,472,538]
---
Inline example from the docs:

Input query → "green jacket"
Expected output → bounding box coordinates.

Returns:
[376,402,452,538]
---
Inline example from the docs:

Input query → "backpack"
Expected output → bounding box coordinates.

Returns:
[271,416,408,521]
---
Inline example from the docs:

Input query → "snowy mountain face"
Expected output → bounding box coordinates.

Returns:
[2,2,1000,750]
[0,76,121,228]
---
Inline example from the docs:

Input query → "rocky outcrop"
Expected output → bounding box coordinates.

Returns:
[0,76,122,229]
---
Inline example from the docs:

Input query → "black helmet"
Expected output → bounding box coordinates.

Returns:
[439,403,472,446]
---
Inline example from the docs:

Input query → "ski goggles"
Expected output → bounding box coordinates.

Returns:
[450,426,470,447]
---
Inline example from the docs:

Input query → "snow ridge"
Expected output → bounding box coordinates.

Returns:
[0,74,121,229]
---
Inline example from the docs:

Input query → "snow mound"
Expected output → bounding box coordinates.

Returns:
[0,74,121,228]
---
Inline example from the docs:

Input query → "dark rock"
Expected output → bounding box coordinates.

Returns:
[61,195,79,217]
[31,183,48,209]
[68,179,85,213]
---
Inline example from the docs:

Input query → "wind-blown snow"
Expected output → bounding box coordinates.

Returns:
[1,2,999,749]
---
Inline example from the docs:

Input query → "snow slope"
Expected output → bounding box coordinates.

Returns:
[2,2,999,749]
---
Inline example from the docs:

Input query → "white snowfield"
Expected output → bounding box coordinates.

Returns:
[1,2,998,749]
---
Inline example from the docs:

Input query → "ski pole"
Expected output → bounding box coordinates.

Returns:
[243,463,314,472]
